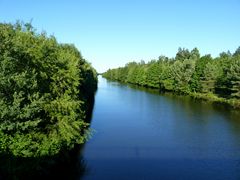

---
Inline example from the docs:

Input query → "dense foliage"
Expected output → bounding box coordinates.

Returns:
[0,22,97,158]
[103,47,240,107]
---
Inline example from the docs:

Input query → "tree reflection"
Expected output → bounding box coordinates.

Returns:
[0,144,88,180]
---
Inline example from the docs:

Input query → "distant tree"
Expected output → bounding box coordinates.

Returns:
[102,46,240,104]
[190,54,212,92]
[201,62,221,93]
[219,51,232,58]
[140,60,145,65]
[175,47,191,61]
[172,59,195,93]
[159,62,174,91]
[145,61,161,88]
[233,46,240,57]
[158,55,168,62]
[226,56,240,98]
[190,47,200,60]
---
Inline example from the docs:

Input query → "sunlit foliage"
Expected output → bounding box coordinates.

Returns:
[103,47,240,105]
[0,22,97,157]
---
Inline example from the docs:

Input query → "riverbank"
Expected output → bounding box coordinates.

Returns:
[102,47,240,110]
[104,77,240,110]
[189,92,240,109]
[0,22,98,179]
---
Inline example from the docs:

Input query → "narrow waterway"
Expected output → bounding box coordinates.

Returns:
[80,76,240,180]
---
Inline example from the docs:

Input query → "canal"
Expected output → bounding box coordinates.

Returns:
[80,76,240,179]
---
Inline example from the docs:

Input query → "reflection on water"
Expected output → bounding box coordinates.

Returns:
[0,145,87,180]
[0,96,96,180]
[80,77,240,180]
[2,76,239,179]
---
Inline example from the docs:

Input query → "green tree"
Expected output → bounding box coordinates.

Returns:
[172,59,195,93]
[226,56,240,98]
[233,46,240,57]
[190,47,200,60]
[102,46,240,107]
[145,60,161,88]
[190,54,212,92]
[0,22,97,158]
[175,47,191,61]
[201,62,220,93]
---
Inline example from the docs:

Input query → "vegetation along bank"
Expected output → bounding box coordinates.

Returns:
[0,22,97,160]
[103,47,240,108]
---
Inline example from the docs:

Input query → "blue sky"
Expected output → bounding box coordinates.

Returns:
[0,0,239,72]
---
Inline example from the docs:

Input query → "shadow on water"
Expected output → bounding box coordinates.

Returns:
[84,92,96,124]
[0,96,96,180]
[106,80,240,137]
[127,83,240,120]
[0,145,87,180]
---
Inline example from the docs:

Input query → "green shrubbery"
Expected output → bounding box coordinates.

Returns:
[103,47,240,108]
[0,22,97,158]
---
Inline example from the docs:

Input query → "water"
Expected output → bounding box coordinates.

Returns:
[80,76,240,180]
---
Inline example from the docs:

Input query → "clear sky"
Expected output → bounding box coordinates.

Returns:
[0,0,239,73]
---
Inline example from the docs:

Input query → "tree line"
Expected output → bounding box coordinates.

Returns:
[103,47,240,108]
[0,22,97,160]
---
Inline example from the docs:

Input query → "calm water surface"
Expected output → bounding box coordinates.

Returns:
[80,76,240,180]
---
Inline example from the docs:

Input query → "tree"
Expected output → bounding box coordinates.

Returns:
[201,62,220,93]
[0,22,97,158]
[233,46,240,57]
[175,47,191,61]
[172,59,195,93]
[190,47,200,60]
[219,51,232,58]
[102,46,240,105]
[159,62,174,91]
[226,56,240,98]
[145,61,162,88]
[190,54,212,92]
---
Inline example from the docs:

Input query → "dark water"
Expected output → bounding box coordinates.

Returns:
[80,76,240,180]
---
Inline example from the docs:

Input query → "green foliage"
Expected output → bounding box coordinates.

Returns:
[0,22,97,158]
[190,55,212,92]
[145,61,161,88]
[103,47,240,107]
[233,46,240,57]
[201,61,221,93]
[175,47,191,61]
[172,59,195,93]
[226,56,240,98]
